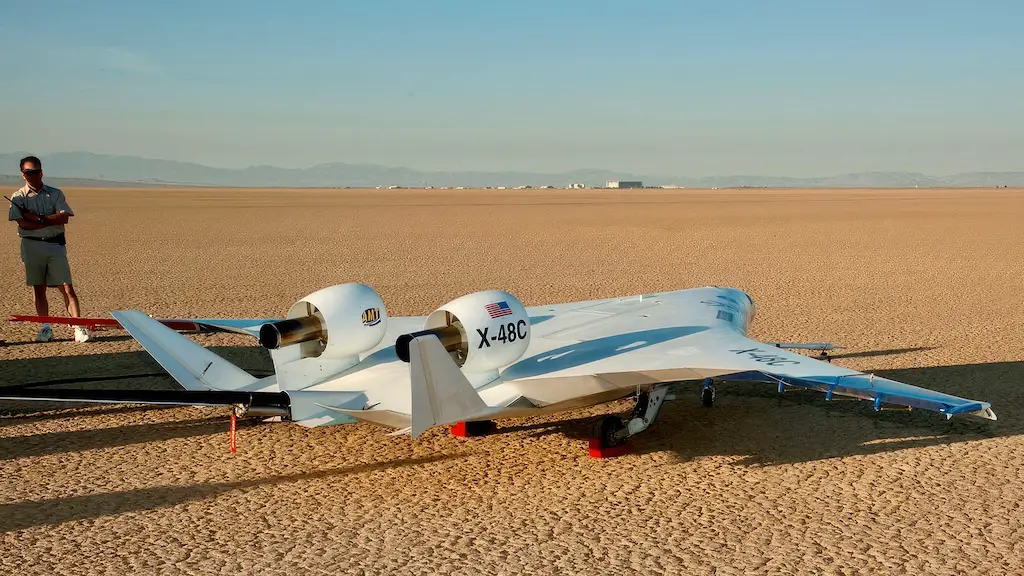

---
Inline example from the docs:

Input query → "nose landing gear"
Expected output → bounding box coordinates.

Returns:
[702,379,716,407]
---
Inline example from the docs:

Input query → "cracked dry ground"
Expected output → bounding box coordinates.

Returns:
[2,187,1023,575]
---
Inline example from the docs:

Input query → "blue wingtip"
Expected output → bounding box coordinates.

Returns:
[945,402,987,415]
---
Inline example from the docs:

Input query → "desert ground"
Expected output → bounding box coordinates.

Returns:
[1,186,1023,575]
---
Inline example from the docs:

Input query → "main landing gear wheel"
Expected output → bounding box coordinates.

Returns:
[593,415,627,449]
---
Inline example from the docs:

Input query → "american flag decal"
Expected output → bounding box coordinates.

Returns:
[485,301,513,318]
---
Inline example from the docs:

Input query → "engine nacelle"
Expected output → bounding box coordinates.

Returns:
[396,290,530,376]
[260,282,389,361]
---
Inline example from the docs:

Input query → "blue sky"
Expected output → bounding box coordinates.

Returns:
[1,0,1022,176]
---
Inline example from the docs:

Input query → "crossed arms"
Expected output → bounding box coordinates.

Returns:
[16,210,70,230]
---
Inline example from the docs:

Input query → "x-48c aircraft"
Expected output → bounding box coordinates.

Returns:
[2,283,996,456]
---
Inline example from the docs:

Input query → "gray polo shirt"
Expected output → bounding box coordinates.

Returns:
[7,183,74,239]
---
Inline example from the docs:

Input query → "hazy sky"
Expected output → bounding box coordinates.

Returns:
[2,1,1022,176]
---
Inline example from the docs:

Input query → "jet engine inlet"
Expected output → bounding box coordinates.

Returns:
[259,316,325,349]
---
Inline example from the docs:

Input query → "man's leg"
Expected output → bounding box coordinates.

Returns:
[31,285,52,342]
[48,248,90,342]
[23,241,48,314]
[58,284,82,317]
[46,245,78,316]
[63,283,90,341]
[32,284,49,316]
[22,240,53,342]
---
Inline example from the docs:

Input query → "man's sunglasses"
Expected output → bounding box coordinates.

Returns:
[21,169,41,175]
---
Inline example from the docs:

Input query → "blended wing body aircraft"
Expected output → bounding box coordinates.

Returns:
[1,283,996,455]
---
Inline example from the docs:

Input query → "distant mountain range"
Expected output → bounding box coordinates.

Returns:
[2,151,1023,188]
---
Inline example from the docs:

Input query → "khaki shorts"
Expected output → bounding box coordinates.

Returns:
[20,237,73,286]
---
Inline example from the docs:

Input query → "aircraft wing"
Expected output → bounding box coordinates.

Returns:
[673,332,996,419]
[183,318,278,337]
[497,294,996,421]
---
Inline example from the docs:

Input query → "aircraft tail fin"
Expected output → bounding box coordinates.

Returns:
[112,310,260,392]
[408,334,497,438]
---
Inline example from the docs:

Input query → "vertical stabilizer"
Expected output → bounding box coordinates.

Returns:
[409,334,496,438]
[112,310,259,391]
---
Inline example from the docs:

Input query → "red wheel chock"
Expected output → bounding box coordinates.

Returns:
[451,420,497,437]
[588,438,633,458]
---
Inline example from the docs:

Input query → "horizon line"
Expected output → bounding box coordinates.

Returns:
[2,150,1023,180]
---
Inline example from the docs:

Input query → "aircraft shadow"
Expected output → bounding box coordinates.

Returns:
[0,415,250,461]
[0,403,180,427]
[492,360,1024,467]
[827,346,937,360]
[0,346,274,437]
[0,346,272,400]
[0,453,467,533]
[1,348,1020,469]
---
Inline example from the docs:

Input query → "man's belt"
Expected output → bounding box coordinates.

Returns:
[21,233,66,246]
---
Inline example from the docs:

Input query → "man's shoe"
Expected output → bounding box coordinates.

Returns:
[74,326,92,343]
[35,325,53,342]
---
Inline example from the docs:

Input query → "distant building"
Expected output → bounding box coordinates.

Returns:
[607,181,643,189]
[568,183,586,189]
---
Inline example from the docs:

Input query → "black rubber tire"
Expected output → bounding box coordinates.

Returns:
[594,415,626,448]
[465,420,495,436]
[701,386,715,408]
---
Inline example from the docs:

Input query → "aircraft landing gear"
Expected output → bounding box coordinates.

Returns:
[702,379,716,407]
[589,385,671,458]
[594,414,626,448]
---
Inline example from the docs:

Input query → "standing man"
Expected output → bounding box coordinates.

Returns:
[8,155,91,342]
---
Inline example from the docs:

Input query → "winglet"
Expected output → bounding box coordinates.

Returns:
[949,403,998,421]
[409,334,495,438]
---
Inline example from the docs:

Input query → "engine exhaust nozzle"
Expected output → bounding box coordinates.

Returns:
[395,325,464,363]
[259,316,325,349]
